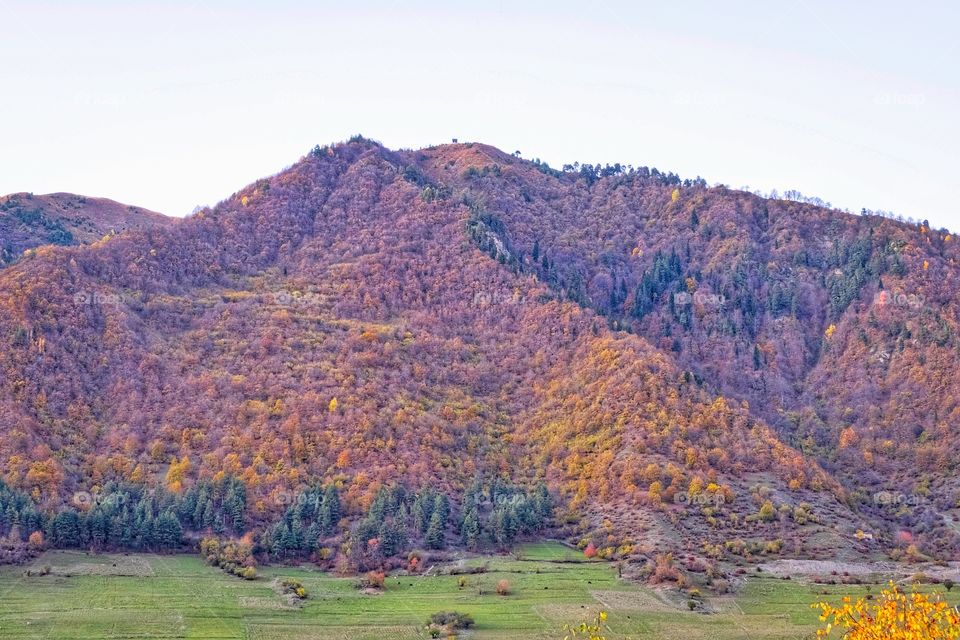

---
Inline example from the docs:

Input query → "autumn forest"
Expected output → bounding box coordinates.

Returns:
[1,136,959,572]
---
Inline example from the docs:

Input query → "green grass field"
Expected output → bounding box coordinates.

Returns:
[0,544,956,639]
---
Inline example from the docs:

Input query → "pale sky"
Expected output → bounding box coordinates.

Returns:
[2,1,958,230]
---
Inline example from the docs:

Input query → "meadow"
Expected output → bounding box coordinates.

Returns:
[0,543,956,639]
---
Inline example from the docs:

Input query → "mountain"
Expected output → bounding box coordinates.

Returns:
[1,137,957,562]
[0,192,173,267]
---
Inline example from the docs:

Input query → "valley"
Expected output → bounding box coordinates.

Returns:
[1,138,958,631]
[3,543,955,639]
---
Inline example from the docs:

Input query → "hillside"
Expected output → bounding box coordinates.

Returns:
[410,143,960,550]
[0,138,957,566]
[0,192,173,266]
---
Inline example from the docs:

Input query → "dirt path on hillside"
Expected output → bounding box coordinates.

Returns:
[758,559,960,582]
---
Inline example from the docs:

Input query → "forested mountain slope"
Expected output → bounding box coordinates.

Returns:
[1,138,956,560]
[413,142,960,536]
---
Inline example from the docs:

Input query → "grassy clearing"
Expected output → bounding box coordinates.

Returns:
[0,544,957,639]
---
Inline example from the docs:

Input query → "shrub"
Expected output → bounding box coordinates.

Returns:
[764,539,784,554]
[650,553,682,584]
[200,537,256,579]
[427,611,474,629]
[757,500,776,522]
[358,570,385,590]
[407,550,422,572]
[563,611,609,639]
[27,531,44,550]
[280,578,307,598]
[447,564,487,576]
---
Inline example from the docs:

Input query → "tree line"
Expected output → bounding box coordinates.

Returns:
[0,476,554,566]
[261,479,554,569]
[0,476,246,555]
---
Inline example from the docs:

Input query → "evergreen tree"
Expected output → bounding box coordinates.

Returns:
[201,501,215,530]
[304,522,319,552]
[412,490,434,534]
[290,516,304,551]
[108,515,125,548]
[192,494,208,529]
[50,510,80,547]
[433,494,449,524]
[272,522,292,559]
[425,509,445,549]
[378,518,408,557]
[533,482,553,523]
[461,507,481,549]
[154,511,183,548]
[319,485,340,536]
[225,481,246,533]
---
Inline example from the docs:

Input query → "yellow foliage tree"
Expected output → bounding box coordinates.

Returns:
[648,480,663,503]
[564,610,609,640]
[813,583,960,639]
[329,397,338,412]
[166,456,191,492]
[688,476,704,496]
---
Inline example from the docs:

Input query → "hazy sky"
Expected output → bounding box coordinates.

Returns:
[2,1,958,229]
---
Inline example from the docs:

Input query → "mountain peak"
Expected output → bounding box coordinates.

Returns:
[0,191,173,266]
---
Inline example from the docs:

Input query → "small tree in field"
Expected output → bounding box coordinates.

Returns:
[427,611,474,637]
[496,579,511,596]
[357,570,385,590]
[563,610,609,640]
[813,582,960,639]
[28,531,45,550]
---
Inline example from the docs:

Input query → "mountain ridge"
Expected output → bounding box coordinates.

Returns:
[0,191,173,267]
[1,137,957,562]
